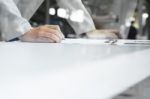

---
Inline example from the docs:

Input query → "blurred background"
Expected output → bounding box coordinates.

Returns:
[1,1,150,99]
[30,0,150,40]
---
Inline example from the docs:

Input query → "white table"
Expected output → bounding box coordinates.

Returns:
[0,39,150,99]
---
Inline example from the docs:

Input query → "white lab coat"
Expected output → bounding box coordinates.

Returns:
[0,0,95,41]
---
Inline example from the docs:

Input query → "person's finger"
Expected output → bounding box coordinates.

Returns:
[39,26,64,40]
[38,31,61,43]
[34,27,63,43]
[48,26,65,39]
[36,37,56,43]
[44,25,65,39]
[41,29,62,42]
[45,32,61,43]
[20,26,64,43]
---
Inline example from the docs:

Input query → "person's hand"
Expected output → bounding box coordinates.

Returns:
[20,25,65,43]
[86,29,121,39]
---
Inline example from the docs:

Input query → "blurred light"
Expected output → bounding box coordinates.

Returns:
[57,8,69,19]
[142,13,149,19]
[125,20,131,27]
[70,10,84,23]
[49,8,56,15]
[142,13,149,25]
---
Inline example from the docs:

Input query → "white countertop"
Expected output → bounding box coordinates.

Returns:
[0,39,150,99]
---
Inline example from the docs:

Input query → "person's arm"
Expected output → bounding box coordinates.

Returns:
[57,0,96,35]
[0,0,64,42]
[0,0,32,41]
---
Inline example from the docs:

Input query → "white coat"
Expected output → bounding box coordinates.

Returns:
[0,0,95,41]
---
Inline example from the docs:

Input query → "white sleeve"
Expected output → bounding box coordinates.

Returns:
[0,0,32,41]
[17,0,44,20]
[57,0,96,35]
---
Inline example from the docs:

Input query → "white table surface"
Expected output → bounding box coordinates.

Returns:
[0,39,150,99]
